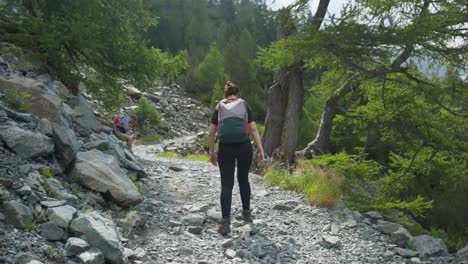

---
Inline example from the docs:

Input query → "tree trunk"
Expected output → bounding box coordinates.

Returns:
[280,63,304,163]
[262,71,289,157]
[297,73,360,158]
[261,8,296,157]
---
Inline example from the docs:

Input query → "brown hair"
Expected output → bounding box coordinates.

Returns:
[224,81,239,97]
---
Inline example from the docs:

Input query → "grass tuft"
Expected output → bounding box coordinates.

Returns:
[156,152,179,158]
[265,161,343,208]
[183,154,210,162]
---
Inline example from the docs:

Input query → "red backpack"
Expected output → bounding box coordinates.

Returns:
[113,116,121,127]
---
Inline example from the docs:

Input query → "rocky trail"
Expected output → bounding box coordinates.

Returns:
[130,143,453,264]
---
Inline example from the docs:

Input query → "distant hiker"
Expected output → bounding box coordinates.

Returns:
[208,81,265,235]
[113,115,137,151]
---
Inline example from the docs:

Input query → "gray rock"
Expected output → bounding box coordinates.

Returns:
[226,249,236,259]
[64,237,90,257]
[40,221,64,241]
[83,140,109,151]
[273,200,299,211]
[376,221,401,234]
[3,200,33,229]
[182,215,205,226]
[206,208,221,222]
[389,226,413,247]
[38,118,53,136]
[70,211,126,264]
[40,200,67,208]
[221,238,234,248]
[321,235,342,249]
[13,252,40,264]
[456,243,468,259]
[410,257,422,263]
[15,185,32,196]
[71,96,103,136]
[395,247,419,257]
[77,248,105,264]
[248,241,279,258]
[187,226,202,234]
[0,125,54,159]
[52,121,79,168]
[124,211,146,228]
[411,235,448,257]
[68,150,142,206]
[47,205,77,229]
[364,211,383,220]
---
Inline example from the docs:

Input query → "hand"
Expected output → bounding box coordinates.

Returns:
[210,153,218,166]
[256,150,265,167]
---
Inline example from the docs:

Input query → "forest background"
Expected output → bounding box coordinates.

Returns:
[0,0,466,252]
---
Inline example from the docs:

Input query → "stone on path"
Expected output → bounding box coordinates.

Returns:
[321,235,342,249]
[273,200,299,211]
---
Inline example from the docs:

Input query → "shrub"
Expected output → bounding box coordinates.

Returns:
[131,98,161,128]
[4,88,32,113]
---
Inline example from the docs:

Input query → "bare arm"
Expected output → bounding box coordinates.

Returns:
[208,123,217,166]
[249,121,265,166]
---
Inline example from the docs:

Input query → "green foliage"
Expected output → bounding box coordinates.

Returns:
[265,161,344,207]
[256,123,265,136]
[128,174,142,194]
[131,98,161,129]
[1,0,187,111]
[345,196,433,218]
[405,240,416,251]
[156,152,179,158]
[24,222,36,232]
[40,167,54,179]
[46,246,58,258]
[183,154,210,162]
[81,204,93,211]
[135,134,161,145]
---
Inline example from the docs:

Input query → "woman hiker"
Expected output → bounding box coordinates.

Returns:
[113,114,137,152]
[208,81,265,235]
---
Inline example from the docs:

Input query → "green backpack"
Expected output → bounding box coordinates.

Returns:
[217,98,250,144]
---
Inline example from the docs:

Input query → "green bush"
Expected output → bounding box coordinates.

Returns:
[131,98,161,128]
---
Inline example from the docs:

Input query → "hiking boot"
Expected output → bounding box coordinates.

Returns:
[217,218,231,235]
[242,210,253,223]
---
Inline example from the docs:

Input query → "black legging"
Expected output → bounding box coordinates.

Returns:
[218,141,253,219]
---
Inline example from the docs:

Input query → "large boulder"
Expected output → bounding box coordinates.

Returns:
[47,205,77,229]
[376,221,413,247]
[411,235,448,258]
[52,120,79,168]
[0,76,65,123]
[68,150,142,206]
[70,211,126,264]
[2,200,33,229]
[0,76,79,168]
[0,125,54,159]
[70,96,102,136]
